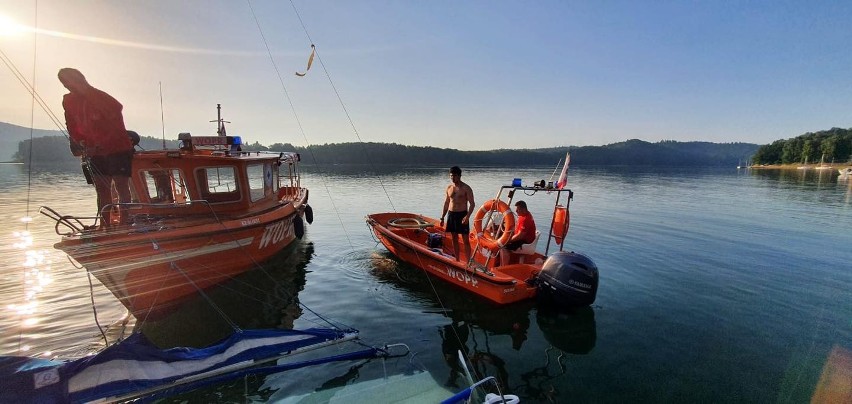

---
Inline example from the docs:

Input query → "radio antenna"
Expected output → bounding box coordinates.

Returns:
[159,82,166,149]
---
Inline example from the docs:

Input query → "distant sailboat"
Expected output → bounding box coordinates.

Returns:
[815,154,832,170]
[797,156,810,170]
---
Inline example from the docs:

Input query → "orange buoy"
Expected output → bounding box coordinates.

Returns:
[552,205,570,245]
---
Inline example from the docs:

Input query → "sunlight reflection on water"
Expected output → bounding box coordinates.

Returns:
[4,227,54,357]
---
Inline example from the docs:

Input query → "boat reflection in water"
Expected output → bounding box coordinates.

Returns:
[536,306,596,355]
[370,251,533,394]
[136,239,313,349]
[513,307,596,401]
[370,250,598,402]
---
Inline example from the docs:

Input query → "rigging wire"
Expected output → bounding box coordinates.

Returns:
[286,0,397,215]
[0,51,67,136]
[245,0,356,252]
[24,5,38,228]
[14,0,41,358]
[281,0,480,382]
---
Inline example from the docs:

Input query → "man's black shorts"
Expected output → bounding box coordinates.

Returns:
[445,211,469,234]
[89,151,133,177]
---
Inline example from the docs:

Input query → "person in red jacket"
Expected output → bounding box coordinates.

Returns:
[58,68,134,227]
[499,200,537,265]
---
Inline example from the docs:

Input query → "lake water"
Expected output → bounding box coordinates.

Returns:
[1,163,850,402]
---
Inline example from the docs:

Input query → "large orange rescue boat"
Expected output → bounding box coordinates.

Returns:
[40,109,312,319]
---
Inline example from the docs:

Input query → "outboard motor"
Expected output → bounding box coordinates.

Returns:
[537,252,598,307]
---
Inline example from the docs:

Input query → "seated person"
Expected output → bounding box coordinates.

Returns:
[500,200,536,264]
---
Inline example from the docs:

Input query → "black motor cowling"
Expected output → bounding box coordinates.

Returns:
[537,251,598,307]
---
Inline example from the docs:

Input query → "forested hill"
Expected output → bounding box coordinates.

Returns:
[13,132,757,167]
[750,127,852,165]
[0,122,64,162]
[293,140,757,166]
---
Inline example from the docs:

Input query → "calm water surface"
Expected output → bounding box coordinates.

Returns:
[1,164,850,402]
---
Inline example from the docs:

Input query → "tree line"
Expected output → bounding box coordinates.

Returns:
[750,127,852,165]
[15,135,758,167]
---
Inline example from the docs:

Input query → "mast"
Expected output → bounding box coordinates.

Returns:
[210,104,230,137]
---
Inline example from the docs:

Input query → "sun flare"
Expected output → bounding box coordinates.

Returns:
[0,14,28,37]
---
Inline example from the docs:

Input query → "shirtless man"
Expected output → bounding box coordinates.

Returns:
[440,166,475,262]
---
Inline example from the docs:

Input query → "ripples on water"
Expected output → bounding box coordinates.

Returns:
[1,164,850,402]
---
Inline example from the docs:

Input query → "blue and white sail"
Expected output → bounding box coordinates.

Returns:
[1,327,378,403]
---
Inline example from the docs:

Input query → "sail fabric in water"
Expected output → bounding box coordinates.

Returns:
[1,328,359,403]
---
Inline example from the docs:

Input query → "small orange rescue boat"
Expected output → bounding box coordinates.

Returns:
[367,184,597,307]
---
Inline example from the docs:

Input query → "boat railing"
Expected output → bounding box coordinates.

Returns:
[39,200,223,236]
[39,206,93,236]
[474,185,574,262]
[442,349,519,404]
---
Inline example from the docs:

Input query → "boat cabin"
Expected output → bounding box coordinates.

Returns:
[125,133,303,219]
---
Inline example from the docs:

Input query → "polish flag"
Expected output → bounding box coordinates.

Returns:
[556,152,570,189]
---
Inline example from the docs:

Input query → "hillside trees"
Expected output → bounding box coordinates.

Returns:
[752,128,852,165]
[14,136,759,167]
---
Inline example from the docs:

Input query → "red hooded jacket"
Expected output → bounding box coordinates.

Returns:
[61,74,131,156]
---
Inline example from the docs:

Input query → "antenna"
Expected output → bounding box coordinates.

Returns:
[159,82,166,149]
[209,104,231,136]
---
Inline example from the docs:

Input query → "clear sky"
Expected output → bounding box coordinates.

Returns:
[1,1,850,150]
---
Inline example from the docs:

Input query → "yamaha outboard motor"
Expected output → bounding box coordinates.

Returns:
[537,251,598,307]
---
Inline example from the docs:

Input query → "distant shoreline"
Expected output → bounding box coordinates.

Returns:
[749,163,850,170]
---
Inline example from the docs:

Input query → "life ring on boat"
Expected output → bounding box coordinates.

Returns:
[388,217,433,229]
[472,199,515,252]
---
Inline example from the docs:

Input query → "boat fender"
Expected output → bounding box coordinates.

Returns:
[472,199,515,252]
[552,205,570,245]
[293,215,305,239]
[304,204,314,224]
[483,393,520,404]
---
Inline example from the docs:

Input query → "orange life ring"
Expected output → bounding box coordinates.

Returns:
[471,199,515,251]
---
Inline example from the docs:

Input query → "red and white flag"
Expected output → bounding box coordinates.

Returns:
[556,152,570,189]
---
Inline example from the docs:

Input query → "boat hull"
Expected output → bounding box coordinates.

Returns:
[57,197,307,319]
[367,212,538,305]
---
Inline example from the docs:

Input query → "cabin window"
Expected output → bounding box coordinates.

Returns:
[142,169,188,203]
[197,166,241,203]
[246,163,273,202]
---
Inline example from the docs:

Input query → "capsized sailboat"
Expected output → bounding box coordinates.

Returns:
[0,328,382,402]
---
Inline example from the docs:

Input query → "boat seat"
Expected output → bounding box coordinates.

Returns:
[501,231,540,265]
[516,230,540,256]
